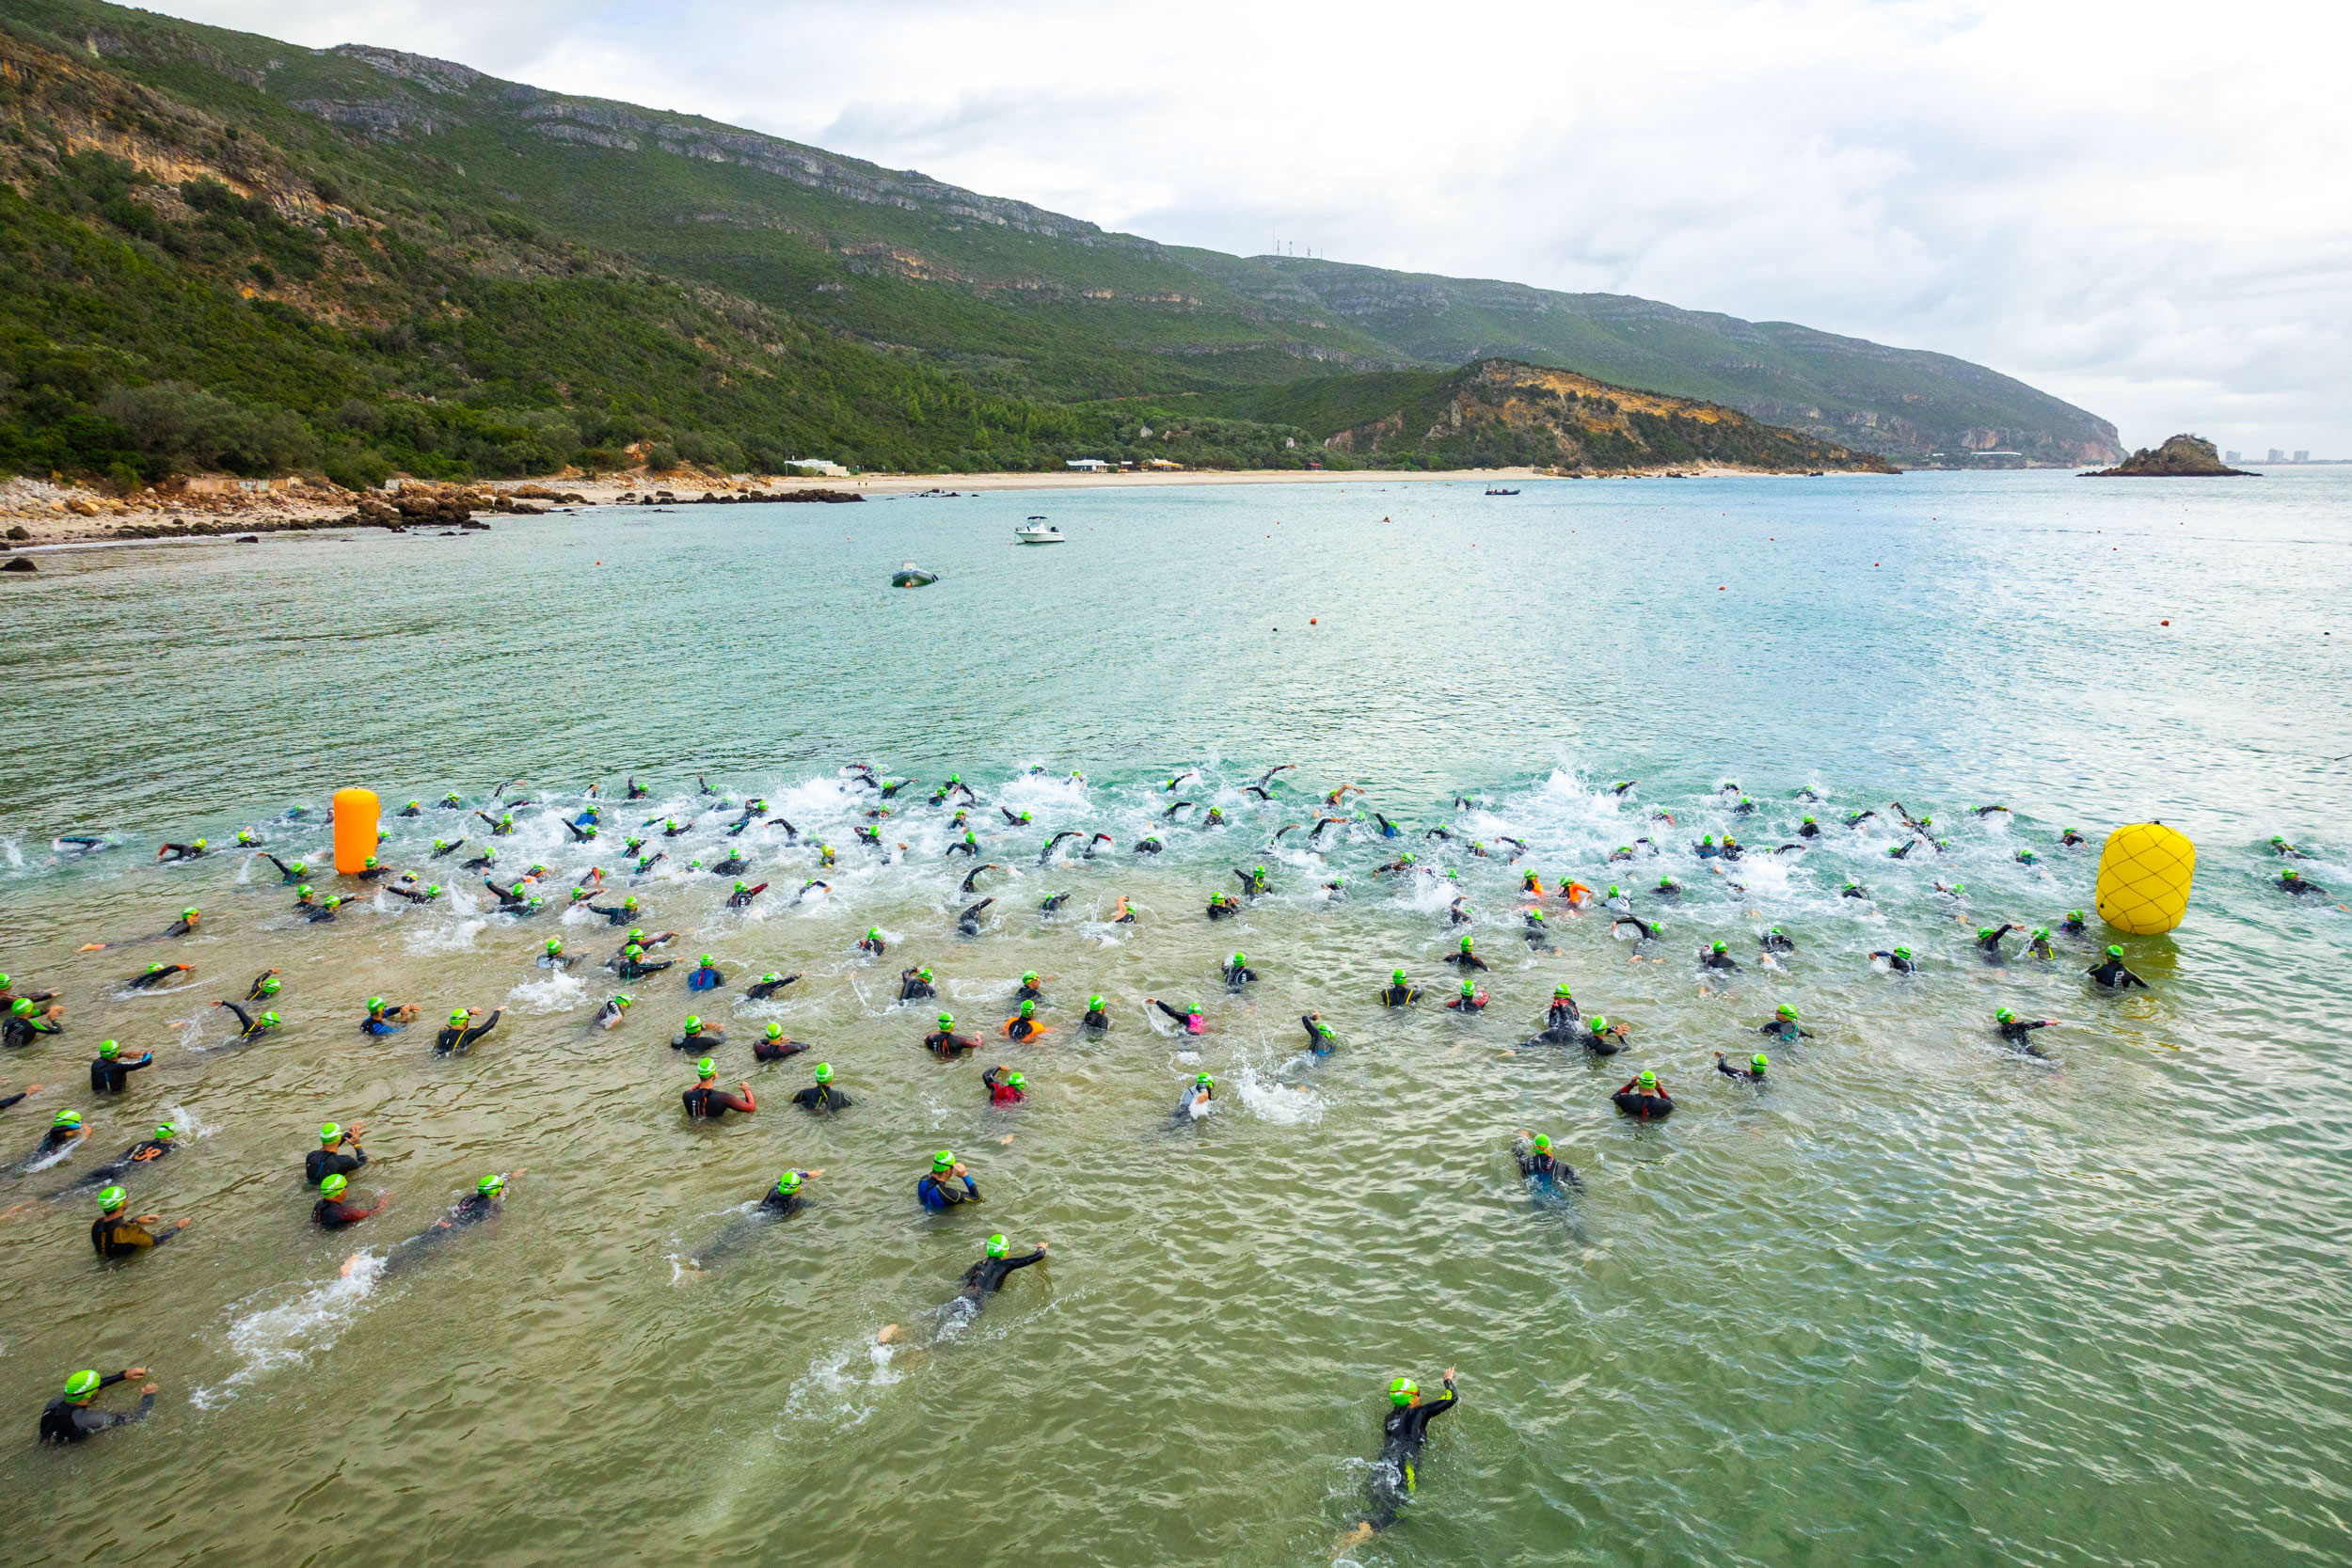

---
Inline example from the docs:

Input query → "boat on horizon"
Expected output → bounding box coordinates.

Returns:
[1484,486,1520,496]
[1014,520,1065,544]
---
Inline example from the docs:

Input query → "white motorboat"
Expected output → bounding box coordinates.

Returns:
[1014,519,1065,544]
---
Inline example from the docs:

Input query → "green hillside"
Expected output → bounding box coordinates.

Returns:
[0,0,2122,482]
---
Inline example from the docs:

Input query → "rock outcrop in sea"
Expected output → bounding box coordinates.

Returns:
[2086,435,2250,477]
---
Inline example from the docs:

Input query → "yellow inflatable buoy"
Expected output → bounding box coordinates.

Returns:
[332,787,380,875]
[2094,822,2195,934]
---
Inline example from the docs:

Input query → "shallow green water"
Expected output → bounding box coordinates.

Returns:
[0,470,2347,1567]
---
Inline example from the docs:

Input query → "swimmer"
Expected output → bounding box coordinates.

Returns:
[40,1368,159,1443]
[945,831,981,861]
[3,998,63,1050]
[957,898,993,936]
[752,1022,805,1063]
[925,1013,981,1059]
[1084,995,1111,1033]
[310,1169,389,1228]
[686,954,725,990]
[353,855,391,882]
[1699,940,1740,974]
[1653,875,1680,899]
[125,961,195,992]
[1716,1051,1769,1082]
[1164,800,1194,819]
[1609,780,1637,796]
[671,1014,726,1053]
[1149,998,1208,1034]
[1040,891,1073,912]
[1523,908,1553,946]
[1234,864,1270,897]
[2058,828,2090,847]
[1797,816,1820,838]
[431,837,466,859]
[304,1120,368,1185]
[1014,971,1045,1003]
[1112,895,1136,924]
[1612,914,1661,943]
[2267,834,2309,859]
[1323,875,1346,897]
[917,1150,980,1210]
[1530,984,1581,1041]
[791,1063,851,1112]
[1165,769,1198,793]
[1378,968,1420,1007]
[726,880,768,910]
[1994,1007,2056,1054]
[1207,892,1240,921]
[44,1119,176,1199]
[982,1064,1027,1105]
[2060,909,2090,936]
[1173,1071,1214,1119]
[1757,1003,1812,1040]
[1867,945,1916,974]
[539,937,575,971]
[89,1185,188,1258]
[1447,896,1470,927]
[1372,812,1402,839]
[385,879,443,905]
[213,999,278,1043]
[710,848,748,876]
[2087,945,2148,990]
[434,1006,501,1054]
[370,1173,514,1275]
[1004,1001,1045,1042]
[1222,951,1257,989]
[1976,924,2016,961]
[1082,832,1115,859]
[681,1058,755,1120]
[1693,834,1721,859]
[87,1040,153,1095]
[2025,927,2056,958]
[1337,1370,1459,1546]
[959,863,998,895]
[1446,979,1488,1013]
[609,944,674,981]
[897,967,936,1001]
[1845,810,1877,828]
[1612,1069,1675,1119]
[1842,880,1870,900]
[259,853,309,883]
[361,997,419,1035]
[1972,803,2011,818]
[594,994,634,1030]
[154,838,208,863]
[461,847,498,871]
[1513,1131,1581,1192]
[2280,869,2327,895]
[14,1107,87,1168]
[1445,936,1489,973]
[1301,1012,1336,1055]
[1039,831,1081,863]
[1374,853,1416,877]
[791,879,828,905]
[1576,1013,1629,1054]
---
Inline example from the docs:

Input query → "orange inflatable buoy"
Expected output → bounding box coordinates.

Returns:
[332,788,380,874]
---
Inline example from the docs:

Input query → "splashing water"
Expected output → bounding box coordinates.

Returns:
[191,1253,384,1408]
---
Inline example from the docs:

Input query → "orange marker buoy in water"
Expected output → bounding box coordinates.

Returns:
[332,788,379,874]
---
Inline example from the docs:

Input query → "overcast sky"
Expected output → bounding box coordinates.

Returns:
[148,0,2352,452]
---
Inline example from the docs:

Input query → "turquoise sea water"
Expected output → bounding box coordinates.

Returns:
[0,469,2345,1566]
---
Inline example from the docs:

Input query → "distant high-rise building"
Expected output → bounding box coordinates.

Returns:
[2267,449,2286,463]
[2294,450,2310,463]
[2225,451,2242,463]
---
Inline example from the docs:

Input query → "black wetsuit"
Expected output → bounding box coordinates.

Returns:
[1757,1020,1813,1041]
[384,1192,501,1272]
[126,964,192,991]
[1978,924,2016,960]
[306,1143,366,1184]
[958,1247,1045,1301]
[790,1084,852,1113]
[1612,1083,1676,1119]
[756,1186,807,1219]
[1362,1378,1458,1531]
[89,1053,154,1094]
[40,1376,153,1443]
[1515,1147,1581,1193]
[1868,950,1915,974]
[1380,984,1419,1007]
[958,898,993,935]
[2281,876,2328,895]
[313,1196,376,1229]
[682,1085,755,1120]
[746,974,802,1000]
[1580,1025,1627,1056]
[90,1214,175,1258]
[898,971,936,1001]
[1998,1019,2053,1053]
[1700,949,1740,973]
[435,1010,501,1054]
[217,1001,270,1041]
[2087,958,2148,990]
[1716,1057,1766,1082]
[48,1136,173,1196]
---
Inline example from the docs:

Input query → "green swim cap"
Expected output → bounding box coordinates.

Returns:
[777,1171,802,1194]
[1554,984,1571,998]
[624,896,639,910]
[296,884,313,897]
[1659,876,1673,888]
[986,1233,1009,1259]
[933,1149,955,1170]
[2032,927,2050,940]
[1019,1000,1035,1017]
[546,938,562,954]
[612,993,634,1007]
[55,1109,81,1128]
[1458,935,1473,951]
[2284,868,2301,880]
[262,1011,279,1026]
[1804,816,1815,824]
[918,967,933,981]
[320,1172,349,1199]
[1008,1071,1026,1089]
[97,1184,124,1211]
[759,1022,782,1042]
[624,944,644,958]
[1608,884,1620,896]
[1460,979,1475,996]
[449,1008,469,1025]
[11,998,31,1017]
[685,1014,705,1032]
[1752,1053,1769,1071]
[1390,1377,1417,1406]
[1712,941,1727,953]
[1638,1069,1657,1086]
[1533,1133,1551,1151]
[1391,968,1406,984]
[734,881,747,893]
[153,1122,175,1141]
[260,976,280,994]
[65,1370,101,1399]
[1703,834,1714,845]
[1022,971,1039,985]
[1197,1071,1213,1087]
[99,1039,119,1059]
[1089,994,1104,1009]
[938,1012,954,1028]
[323,897,342,910]
[1996,1007,2015,1022]
[2107,945,2123,958]
[813,1063,834,1083]
[320,1122,342,1144]
[478,1174,504,1198]
[1894,945,1912,959]
[1978,927,1997,940]
[868,928,882,943]
[2070,910,2084,921]
[695,1056,716,1077]
[1777,1004,1798,1021]
[699,955,715,969]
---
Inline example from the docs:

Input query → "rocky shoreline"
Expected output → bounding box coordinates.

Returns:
[2085,434,2250,478]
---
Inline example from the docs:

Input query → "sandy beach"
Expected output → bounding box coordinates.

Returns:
[0,462,1835,555]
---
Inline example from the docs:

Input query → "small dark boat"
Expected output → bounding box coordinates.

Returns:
[891,561,939,588]
[1484,486,1520,496]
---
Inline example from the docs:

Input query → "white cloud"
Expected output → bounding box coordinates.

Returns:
[141,0,2352,451]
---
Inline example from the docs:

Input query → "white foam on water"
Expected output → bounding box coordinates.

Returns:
[507,971,587,1012]
[159,1101,215,1140]
[1233,1055,1326,1126]
[405,905,489,954]
[783,1332,913,1428]
[191,1253,384,1408]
